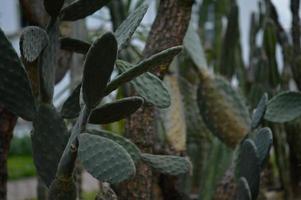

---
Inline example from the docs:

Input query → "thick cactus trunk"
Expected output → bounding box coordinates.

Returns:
[117,1,193,199]
[0,107,17,200]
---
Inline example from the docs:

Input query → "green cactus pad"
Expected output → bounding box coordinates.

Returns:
[87,129,141,162]
[60,0,111,21]
[236,177,252,200]
[106,46,182,94]
[82,32,117,109]
[32,104,69,186]
[235,139,260,200]
[0,28,36,121]
[44,0,65,18]
[20,26,49,62]
[60,37,90,54]
[115,3,148,49]
[254,127,273,168]
[141,153,191,176]
[39,21,60,102]
[88,96,143,124]
[264,91,301,123]
[184,23,208,70]
[48,177,76,200]
[78,134,136,184]
[61,84,81,119]
[251,93,268,129]
[117,61,171,108]
[197,73,250,148]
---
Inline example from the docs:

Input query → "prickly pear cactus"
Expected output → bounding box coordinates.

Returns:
[197,71,250,148]
[0,1,188,199]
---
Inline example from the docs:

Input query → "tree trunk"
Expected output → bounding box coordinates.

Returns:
[117,1,193,199]
[0,107,17,200]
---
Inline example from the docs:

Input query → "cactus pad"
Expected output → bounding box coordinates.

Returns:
[141,153,191,176]
[184,23,208,70]
[48,177,76,200]
[235,139,260,200]
[265,91,301,123]
[39,21,60,102]
[60,37,90,54]
[117,61,171,108]
[254,127,273,168]
[32,104,69,186]
[251,93,268,129]
[106,46,182,94]
[44,0,65,18]
[0,28,36,121]
[87,129,141,162]
[78,134,136,184]
[20,26,49,62]
[82,32,117,109]
[61,84,81,119]
[197,73,250,148]
[161,74,186,151]
[88,96,143,124]
[236,177,252,200]
[115,3,149,49]
[60,0,111,21]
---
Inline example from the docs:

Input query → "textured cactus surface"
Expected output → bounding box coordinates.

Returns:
[60,0,111,21]
[82,32,117,109]
[61,84,81,119]
[117,60,171,108]
[32,104,69,186]
[48,177,76,200]
[78,134,136,184]
[184,23,208,70]
[20,26,49,62]
[44,0,65,18]
[161,74,187,151]
[253,128,273,168]
[88,96,144,124]
[39,21,60,102]
[141,153,191,176]
[265,91,301,123]
[60,37,90,54]
[236,177,252,200]
[197,72,250,148]
[88,129,141,162]
[0,28,36,121]
[235,139,260,200]
[115,3,148,49]
[251,93,268,129]
[106,46,182,94]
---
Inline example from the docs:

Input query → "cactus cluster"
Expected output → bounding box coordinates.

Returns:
[0,1,191,199]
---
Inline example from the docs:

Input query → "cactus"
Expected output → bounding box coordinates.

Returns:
[264,91,301,123]
[236,177,252,200]
[61,84,81,119]
[44,0,65,19]
[77,134,136,184]
[88,96,144,124]
[0,1,190,199]
[251,93,268,129]
[0,28,36,121]
[197,71,250,148]
[20,26,49,63]
[235,139,260,200]
[60,0,111,21]
[88,129,141,162]
[82,32,117,109]
[117,60,171,108]
[32,103,69,186]
[141,153,191,176]
[115,3,149,49]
